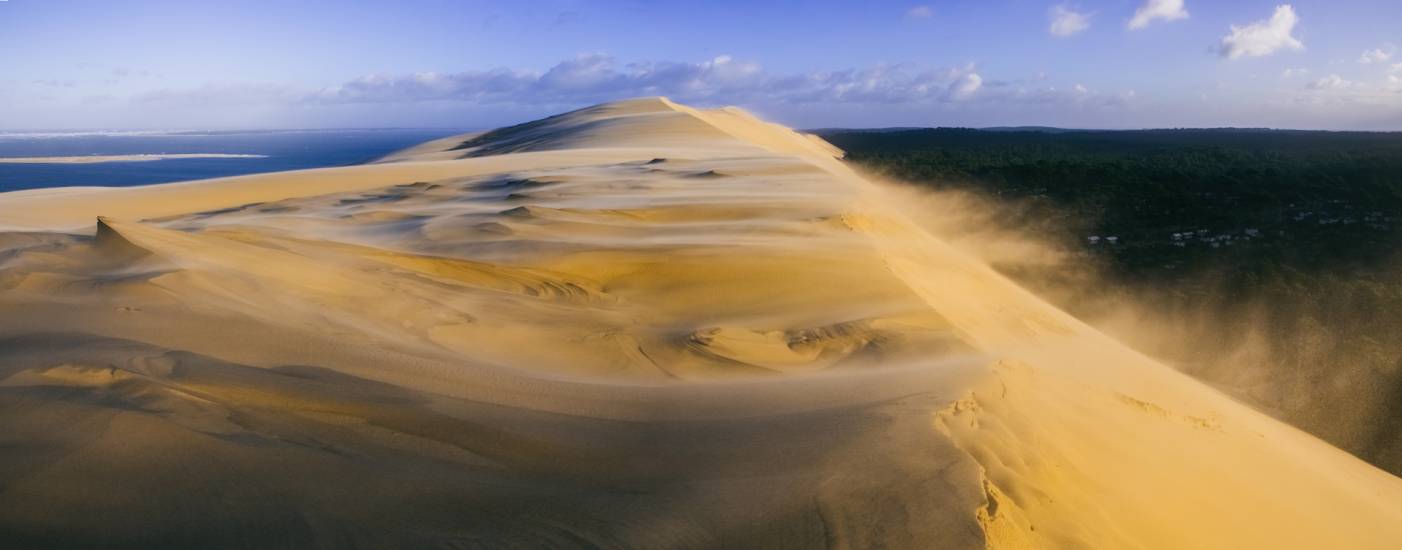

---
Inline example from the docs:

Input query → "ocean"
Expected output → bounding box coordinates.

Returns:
[0,129,469,193]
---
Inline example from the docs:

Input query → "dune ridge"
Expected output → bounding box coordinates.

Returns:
[0,97,1399,548]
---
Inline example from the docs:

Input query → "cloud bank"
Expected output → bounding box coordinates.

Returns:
[134,54,1016,109]
[95,53,1154,131]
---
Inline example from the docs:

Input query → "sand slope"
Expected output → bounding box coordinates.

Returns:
[0,97,1399,549]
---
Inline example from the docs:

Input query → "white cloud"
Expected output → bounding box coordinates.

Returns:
[905,6,933,19]
[1048,5,1092,37]
[1358,46,1394,64]
[1281,67,1309,78]
[947,73,983,100]
[1219,5,1304,60]
[1128,0,1188,30]
[1307,74,1352,90]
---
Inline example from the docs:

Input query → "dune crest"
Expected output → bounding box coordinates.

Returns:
[0,98,1399,548]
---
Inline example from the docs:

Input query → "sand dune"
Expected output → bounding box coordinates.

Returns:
[1,97,1399,548]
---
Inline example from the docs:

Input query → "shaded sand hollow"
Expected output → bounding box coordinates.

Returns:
[0,98,1399,549]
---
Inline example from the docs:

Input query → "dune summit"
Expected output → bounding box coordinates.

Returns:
[0,97,1399,548]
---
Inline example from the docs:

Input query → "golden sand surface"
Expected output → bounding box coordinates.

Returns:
[0,98,1399,548]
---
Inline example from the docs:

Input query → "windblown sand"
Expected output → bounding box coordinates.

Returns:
[0,98,1398,549]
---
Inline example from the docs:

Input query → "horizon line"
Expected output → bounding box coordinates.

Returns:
[4,125,1401,135]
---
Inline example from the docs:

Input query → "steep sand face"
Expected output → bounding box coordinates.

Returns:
[0,97,1400,548]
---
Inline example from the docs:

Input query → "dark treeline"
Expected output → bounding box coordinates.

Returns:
[821,127,1402,475]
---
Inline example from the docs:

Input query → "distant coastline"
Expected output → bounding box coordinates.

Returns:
[0,153,268,164]
[0,128,466,192]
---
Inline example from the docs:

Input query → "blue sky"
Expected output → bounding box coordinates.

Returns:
[2,0,1400,130]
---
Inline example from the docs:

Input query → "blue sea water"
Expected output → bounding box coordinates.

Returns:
[0,129,470,193]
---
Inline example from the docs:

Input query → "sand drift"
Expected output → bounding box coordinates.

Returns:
[0,98,1398,548]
